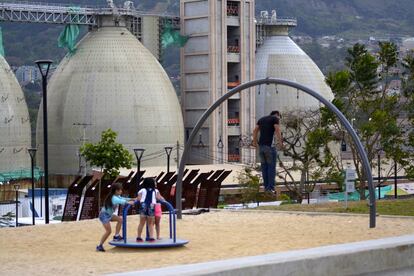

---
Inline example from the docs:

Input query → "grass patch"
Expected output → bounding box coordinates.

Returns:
[257,198,414,216]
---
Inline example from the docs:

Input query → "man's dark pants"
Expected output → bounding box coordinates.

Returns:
[259,145,277,191]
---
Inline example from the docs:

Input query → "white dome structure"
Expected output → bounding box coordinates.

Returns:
[256,26,334,119]
[36,25,184,175]
[0,55,31,172]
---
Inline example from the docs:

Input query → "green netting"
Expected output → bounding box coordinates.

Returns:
[58,24,80,54]
[0,27,5,57]
[0,168,44,183]
[328,185,392,201]
[161,23,189,49]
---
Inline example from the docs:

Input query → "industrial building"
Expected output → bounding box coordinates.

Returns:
[255,10,334,119]
[36,15,184,175]
[180,0,256,165]
[0,0,335,174]
[14,65,41,85]
[0,55,31,172]
[180,1,333,165]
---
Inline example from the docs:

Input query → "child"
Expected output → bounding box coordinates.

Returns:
[96,182,134,252]
[154,181,165,240]
[136,177,163,242]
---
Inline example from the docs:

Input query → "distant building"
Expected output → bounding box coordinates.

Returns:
[14,66,41,85]
[386,80,402,95]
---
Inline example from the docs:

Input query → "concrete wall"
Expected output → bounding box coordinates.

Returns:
[113,235,414,276]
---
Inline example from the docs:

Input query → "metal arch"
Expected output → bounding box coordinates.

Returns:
[176,78,376,228]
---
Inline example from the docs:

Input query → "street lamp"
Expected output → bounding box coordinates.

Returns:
[14,184,20,227]
[28,148,37,225]
[36,59,53,224]
[164,146,173,173]
[394,160,398,199]
[377,151,381,200]
[133,148,145,178]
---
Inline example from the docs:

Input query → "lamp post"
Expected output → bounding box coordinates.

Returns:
[394,160,398,199]
[133,148,145,178]
[35,59,53,224]
[28,148,37,225]
[164,146,173,173]
[14,184,20,227]
[377,152,381,200]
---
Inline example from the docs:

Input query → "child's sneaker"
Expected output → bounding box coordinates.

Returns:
[96,245,105,252]
[113,235,123,241]
[148,238,156,242]
[136,237,144,242]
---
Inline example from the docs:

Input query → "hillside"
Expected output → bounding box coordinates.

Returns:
[1,0,413,66]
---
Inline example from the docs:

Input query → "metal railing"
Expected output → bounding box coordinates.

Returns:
[257,17,297,27]
[122,200,177,243]
[0,1,180,26]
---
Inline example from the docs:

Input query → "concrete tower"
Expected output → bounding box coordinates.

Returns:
[180,0,256,165]
[36,16,184,175]
[255,11,334,119]
[0,55,31,172]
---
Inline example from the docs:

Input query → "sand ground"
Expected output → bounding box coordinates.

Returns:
[1,210,414,275]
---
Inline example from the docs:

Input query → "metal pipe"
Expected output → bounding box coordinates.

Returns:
[176,78,376,228]
[169,208,172,239]
[122,203,130,243]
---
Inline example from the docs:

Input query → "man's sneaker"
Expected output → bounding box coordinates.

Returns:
[96,245,105,252]
[113,235,123,241]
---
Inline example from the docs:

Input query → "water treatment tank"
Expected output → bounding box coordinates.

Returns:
[0,56,31,172]
[256,17,334,119]
[36,23,184,175]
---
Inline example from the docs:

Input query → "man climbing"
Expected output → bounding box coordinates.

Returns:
[252,111,284,192]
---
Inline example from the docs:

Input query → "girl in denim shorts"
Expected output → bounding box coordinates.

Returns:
[136,178,163,242]
[96,183,134,252]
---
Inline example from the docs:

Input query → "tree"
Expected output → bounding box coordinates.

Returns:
[237,167,261,206]
[401,51,414,178]
[277,110,343,203]
[237,167,276,206]
[80,129,133,179]
[325,43,414,199]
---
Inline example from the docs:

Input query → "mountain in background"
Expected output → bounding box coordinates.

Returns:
[1,0,414,66]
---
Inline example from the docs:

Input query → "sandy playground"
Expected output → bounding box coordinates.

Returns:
[1,210,414,275]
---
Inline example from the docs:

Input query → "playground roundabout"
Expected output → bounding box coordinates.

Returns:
[1,210,414,275]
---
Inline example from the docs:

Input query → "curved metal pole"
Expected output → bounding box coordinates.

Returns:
[176,78,376,228]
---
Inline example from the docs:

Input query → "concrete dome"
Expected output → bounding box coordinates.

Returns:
[36,27,184,175]
[0,56,31,172]
[256,35,334,119]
